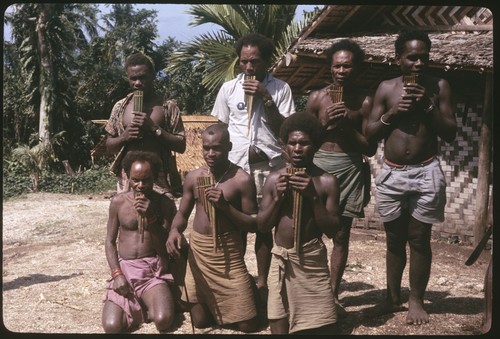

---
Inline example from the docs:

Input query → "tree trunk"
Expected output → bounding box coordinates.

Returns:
[473,73,492,246]
[37,4,54,147]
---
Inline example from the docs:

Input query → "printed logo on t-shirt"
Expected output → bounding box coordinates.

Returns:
[237,102,245,110]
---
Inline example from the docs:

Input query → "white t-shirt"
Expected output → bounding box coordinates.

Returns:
[211,72,296,173]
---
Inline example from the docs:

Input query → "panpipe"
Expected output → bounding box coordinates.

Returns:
[244,75,256,135]
[329,85,343,103]
[287,167,305,253]
[133,90,144,138]
[134,191,146,243]
[133,90,143,111]
[403,74,418,85]
[197,176,218,252]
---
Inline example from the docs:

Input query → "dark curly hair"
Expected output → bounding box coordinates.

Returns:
[279,112,325,149]
[124,52,155,74]
[122,150,162,179]
[203,123,230,145]
[235,33,275,63]
[395,30,431,56]
[325,39,365,68]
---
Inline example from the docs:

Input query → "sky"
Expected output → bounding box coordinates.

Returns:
[3,4,322,43]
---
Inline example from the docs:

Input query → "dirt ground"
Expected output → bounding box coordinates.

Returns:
[2,192,491,335]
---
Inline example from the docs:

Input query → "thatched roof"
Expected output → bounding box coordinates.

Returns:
[175,115,218,177]
[272,5,493,94]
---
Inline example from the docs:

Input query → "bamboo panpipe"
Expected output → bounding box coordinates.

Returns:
[287,167,305,253]
[133,90,144,138]
[133,90,145,242]
[329,85,343,103]
[134,191,146,242]
[403,74,418,85]
[244,75,256,135]
[197,176,218,252]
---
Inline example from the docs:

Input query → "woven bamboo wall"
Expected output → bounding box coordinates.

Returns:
[355,102,492,245]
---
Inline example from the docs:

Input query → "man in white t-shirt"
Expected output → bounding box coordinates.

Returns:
[211,32,296,310]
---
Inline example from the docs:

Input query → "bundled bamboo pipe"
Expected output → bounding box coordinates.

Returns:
[197,176,218,252]
[287,167,305,253]
[134,191,147,242]
[133,90,146,242]
[244,75,256,136]
[133,90,144,139]
[403,74,418,85]
[329,85,343,103]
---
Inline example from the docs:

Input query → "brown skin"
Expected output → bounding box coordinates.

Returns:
[166,128,259,333]
[363,39,457,325]
[102,161,178,333]
[306,49,376,309]
[257,130,340,334]
[105,64,186,158]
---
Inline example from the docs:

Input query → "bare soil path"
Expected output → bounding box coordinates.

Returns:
[2,193,489,335]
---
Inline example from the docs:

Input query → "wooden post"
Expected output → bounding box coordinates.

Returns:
[473,73,492,246]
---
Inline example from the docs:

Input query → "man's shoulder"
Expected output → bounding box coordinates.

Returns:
[111,191,131,204]
[234,165,254,183]
[185,167,206,180]
[375,77,400,92]
[308,86,329,98]
[268,74,291,87]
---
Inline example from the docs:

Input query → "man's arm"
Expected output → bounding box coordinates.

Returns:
[319,174,341,237]
[364,81,399,143]
[166,173,195,259]
[104,196,121,272]
[424,79,456,143]
[104,195,132,296]
[289,172,340,238]
[339,95,378,156]
[257,172,285,233]
[208,173,258,233]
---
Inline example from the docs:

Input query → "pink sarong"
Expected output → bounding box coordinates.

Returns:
[103,256,174,328]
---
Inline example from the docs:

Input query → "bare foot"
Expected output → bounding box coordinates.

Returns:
[363,300,406,318]
[406,297,429,325]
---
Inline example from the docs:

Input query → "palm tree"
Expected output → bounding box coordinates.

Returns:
[100,4,159,67]
[4,3,99,150]
[166,4,317,99]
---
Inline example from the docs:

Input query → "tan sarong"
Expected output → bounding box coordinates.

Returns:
[182,229,257,325]
[267,238,337,333]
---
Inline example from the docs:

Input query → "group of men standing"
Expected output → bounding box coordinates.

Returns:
[101,30,459,334]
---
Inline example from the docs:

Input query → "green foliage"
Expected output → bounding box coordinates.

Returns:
[2,161,116,199]
[2,158,32,198]
[40,165,116,194]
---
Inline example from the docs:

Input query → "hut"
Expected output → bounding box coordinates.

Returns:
[271,5,493,244]
[175,115,218,178]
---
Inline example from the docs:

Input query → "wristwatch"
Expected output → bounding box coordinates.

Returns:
[154,126,162,136]
[263,96,274,108]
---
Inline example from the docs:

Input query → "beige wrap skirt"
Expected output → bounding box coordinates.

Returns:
[182,229,257,325]
[267,237,337,333]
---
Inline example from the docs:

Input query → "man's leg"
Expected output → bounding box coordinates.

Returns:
[102,300,128,333]
[142,284,175,332]
[255,231,272,289]
[269,318,289,334]
[382,211,410,312]
[330,216,353,316]
[406,217,432,324]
